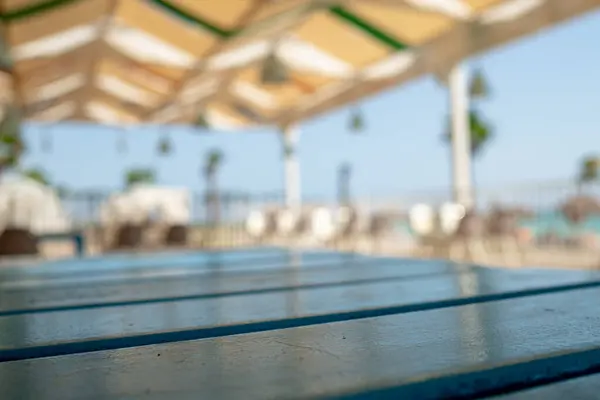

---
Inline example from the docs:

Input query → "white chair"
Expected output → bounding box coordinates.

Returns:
[409,204,435,237]
[276,208,300,236]
[408,204,437,257]
[310,207,336,243]
[246,209,275,240]
[439,202,465,236]
[439,202,478,261]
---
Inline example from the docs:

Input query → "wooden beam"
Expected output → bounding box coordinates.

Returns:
[76,0,118,116]
[275,0,600,125]
[16,40,178,92]
[146,0,318,119]
[24,86,145,119]
[147,0,328,122]
[0,4,22,108]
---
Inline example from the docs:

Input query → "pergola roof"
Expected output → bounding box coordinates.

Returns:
[2,0,599,129]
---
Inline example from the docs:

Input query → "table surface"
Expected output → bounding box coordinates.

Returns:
[1,247,600,399]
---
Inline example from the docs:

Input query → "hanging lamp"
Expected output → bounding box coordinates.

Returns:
[195,110,210,129]
[260,52,289,85]
[0,106,24,168]
[41,132,52,154]
[469,67,490,99]
[157,131,172,156]
[116,129,127,154]
[0,34,13,71]
[348,107,365,134]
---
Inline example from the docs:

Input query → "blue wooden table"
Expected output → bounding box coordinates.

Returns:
[1,248,600,399]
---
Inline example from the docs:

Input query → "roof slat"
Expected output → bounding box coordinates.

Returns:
[2,0,599,127]
[6,0,107,45]
[0,0,81,22]
[328,5,409,51]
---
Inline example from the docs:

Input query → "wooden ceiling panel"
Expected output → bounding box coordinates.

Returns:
[96,58,169,96]
[290,71,335,91]
[21,65,87,94]
[0,71,14,104]
[87,99,139,123]
[349,3,454,45]
[249,0,308,23]
[294,11,389,66]
[91,88,148,116]
[13,41,98,74]
[115,0,217,56]
[7,0,109,45]
[167,0,254,28]
[235,67,304,107]
[2,0,40,11]
[465,0,506,11]
[207,101,252,126]
[99,44,185,82]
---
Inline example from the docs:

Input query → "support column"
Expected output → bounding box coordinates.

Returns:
[448,63,474,210]
[281,125,301,210]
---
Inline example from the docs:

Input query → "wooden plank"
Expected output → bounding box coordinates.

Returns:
[0,249,357,281]
[0,251,368,289]
[1,267,600,364]
[7,0,108,45]
[495,374,600,399]
[0,257,447,313]
[294,11,389,66]
[348,2,454,45]
[15,41,178,90]
[466,0,505,11]
[3,284,600,398]
[115,0,217,57]
[96,58,169,96]
[248,0,308,23]
[2,0,41,11]
[22,87,146,118]
[167,0,254,28]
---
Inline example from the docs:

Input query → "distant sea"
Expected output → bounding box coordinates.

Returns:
[519,211,600,238]
[397,211,600,238]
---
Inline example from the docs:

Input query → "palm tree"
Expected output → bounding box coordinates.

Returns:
[124,168,156,188]
[337,163,352,206]
[578,155,599,184]
[0,105,25,176]
[203,149,224,226]
[442,70,494,207]
[23,167,50,186]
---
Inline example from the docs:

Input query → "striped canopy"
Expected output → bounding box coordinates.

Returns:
[2,0,599,130]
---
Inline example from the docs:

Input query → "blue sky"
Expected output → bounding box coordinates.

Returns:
[21,10,600,201]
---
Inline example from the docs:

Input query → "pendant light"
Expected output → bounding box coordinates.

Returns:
[261,52,289,85]
[0,105,24,168]
[41,132,52,154]
[469,67,490,99]
[116,132,127,154]
[195,110,210,129]
[157,130,172,156]
[0,34,13,71]
[348,107,365,134]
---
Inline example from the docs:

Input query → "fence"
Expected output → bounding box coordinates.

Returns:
[1,179,599,267]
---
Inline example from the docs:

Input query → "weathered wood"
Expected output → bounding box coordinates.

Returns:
[2,286,600,398]
[1,249,600,398]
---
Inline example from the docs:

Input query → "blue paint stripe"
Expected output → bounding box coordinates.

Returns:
[2,280,600,363]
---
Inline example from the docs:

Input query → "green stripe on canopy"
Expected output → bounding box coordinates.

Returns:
[328,6,409,51]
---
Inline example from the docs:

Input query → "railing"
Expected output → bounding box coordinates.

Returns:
[0,180,598,268]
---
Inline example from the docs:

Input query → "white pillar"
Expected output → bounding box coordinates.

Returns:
[281,125,301,209]
[448,63,474,210]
